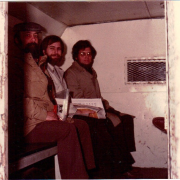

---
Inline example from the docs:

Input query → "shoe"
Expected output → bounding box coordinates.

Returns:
[115,167,143,179]
[119,171,142,179]
[122,172,137,179]
[152,117,167,134]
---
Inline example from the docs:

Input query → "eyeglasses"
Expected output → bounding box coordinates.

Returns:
[79,52,92,57]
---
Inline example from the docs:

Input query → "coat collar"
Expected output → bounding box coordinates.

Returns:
[39,55,48,67]
[73,61,97,78]
[24,53,37,67]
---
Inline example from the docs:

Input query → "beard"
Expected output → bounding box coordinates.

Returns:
[24,43,39,59]
[47,55,61,66]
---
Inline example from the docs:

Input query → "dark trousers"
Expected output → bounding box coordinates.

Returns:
[108,114,136,152]
[25,120,89,179]
[74,115,135,178]
[73,119,96,170]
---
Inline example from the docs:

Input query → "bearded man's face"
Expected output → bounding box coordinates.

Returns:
[43,42,62,66]
[20,31,39,59]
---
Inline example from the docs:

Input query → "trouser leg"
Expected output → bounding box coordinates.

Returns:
[106,116,135,172]
[113,115,136,152]
[73,116,114,178]
[73,119,96,170]
[73,115,135,177]
[25,121,88,179]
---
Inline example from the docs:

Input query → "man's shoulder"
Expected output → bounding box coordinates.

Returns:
[65,62,75,73]
[65,65,79,79]
[66,61,83,73]
[39,55,48,67]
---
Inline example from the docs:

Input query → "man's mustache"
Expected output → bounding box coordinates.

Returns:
[51,54,61,58]
[24,43,38,51]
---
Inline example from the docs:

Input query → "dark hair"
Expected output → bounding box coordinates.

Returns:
[72,40,97,61]
[40,35,64,55]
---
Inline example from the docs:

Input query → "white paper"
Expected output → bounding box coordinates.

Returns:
[71,98,106,119]
[55,89,70,121]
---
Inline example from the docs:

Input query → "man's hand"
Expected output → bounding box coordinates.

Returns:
[76,109,95,115]
[66,117,74,123]
[46,111,59,121]
[76,109,98,118]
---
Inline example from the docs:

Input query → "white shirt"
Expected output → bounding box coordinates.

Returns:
[47,63,67,94]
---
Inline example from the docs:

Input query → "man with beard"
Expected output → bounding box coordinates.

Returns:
[9,22,91,179]
[64,40,137,178]
[40,36,128,178]
[9,22,42,160]
[39,35,95,173]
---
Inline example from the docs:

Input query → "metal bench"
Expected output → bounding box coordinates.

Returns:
[9,142,61,179]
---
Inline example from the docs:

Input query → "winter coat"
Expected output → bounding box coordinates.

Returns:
[24,53,54,135]
[64,61,110,109]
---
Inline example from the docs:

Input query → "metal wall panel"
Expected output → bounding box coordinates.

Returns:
[0,2,8,179]
[166,1,180,178]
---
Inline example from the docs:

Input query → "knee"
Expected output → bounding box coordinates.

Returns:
[74,119,90,134]
[121,114,134,122]
[56,122,77,140]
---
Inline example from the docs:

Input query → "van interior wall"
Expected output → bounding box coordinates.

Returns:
[61,19,167,168]
[8,11,167,168]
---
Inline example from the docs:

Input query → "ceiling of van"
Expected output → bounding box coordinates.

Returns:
[8,1,165,27]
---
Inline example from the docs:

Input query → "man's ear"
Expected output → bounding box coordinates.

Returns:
[14,32,22,46]
[14,37,19,45]
[43,50,46,55]
[14,36,21,46]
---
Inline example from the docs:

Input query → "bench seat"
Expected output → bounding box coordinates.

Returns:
[9,142,61,179]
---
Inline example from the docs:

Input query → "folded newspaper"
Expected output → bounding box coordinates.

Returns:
[70,98,106,119]
[55,90,106,120]
[55,89,70,121]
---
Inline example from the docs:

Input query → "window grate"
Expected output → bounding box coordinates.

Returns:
[125,58,166,84]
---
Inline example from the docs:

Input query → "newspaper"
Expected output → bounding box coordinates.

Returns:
[55,89,70,121]
[71,98,106,119]
[54,94,106,120]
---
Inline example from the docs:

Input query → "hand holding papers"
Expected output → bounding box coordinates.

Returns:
[54,90,106,120]
[76,109,98,118]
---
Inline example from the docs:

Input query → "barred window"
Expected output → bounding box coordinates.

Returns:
[125,58,166,84]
